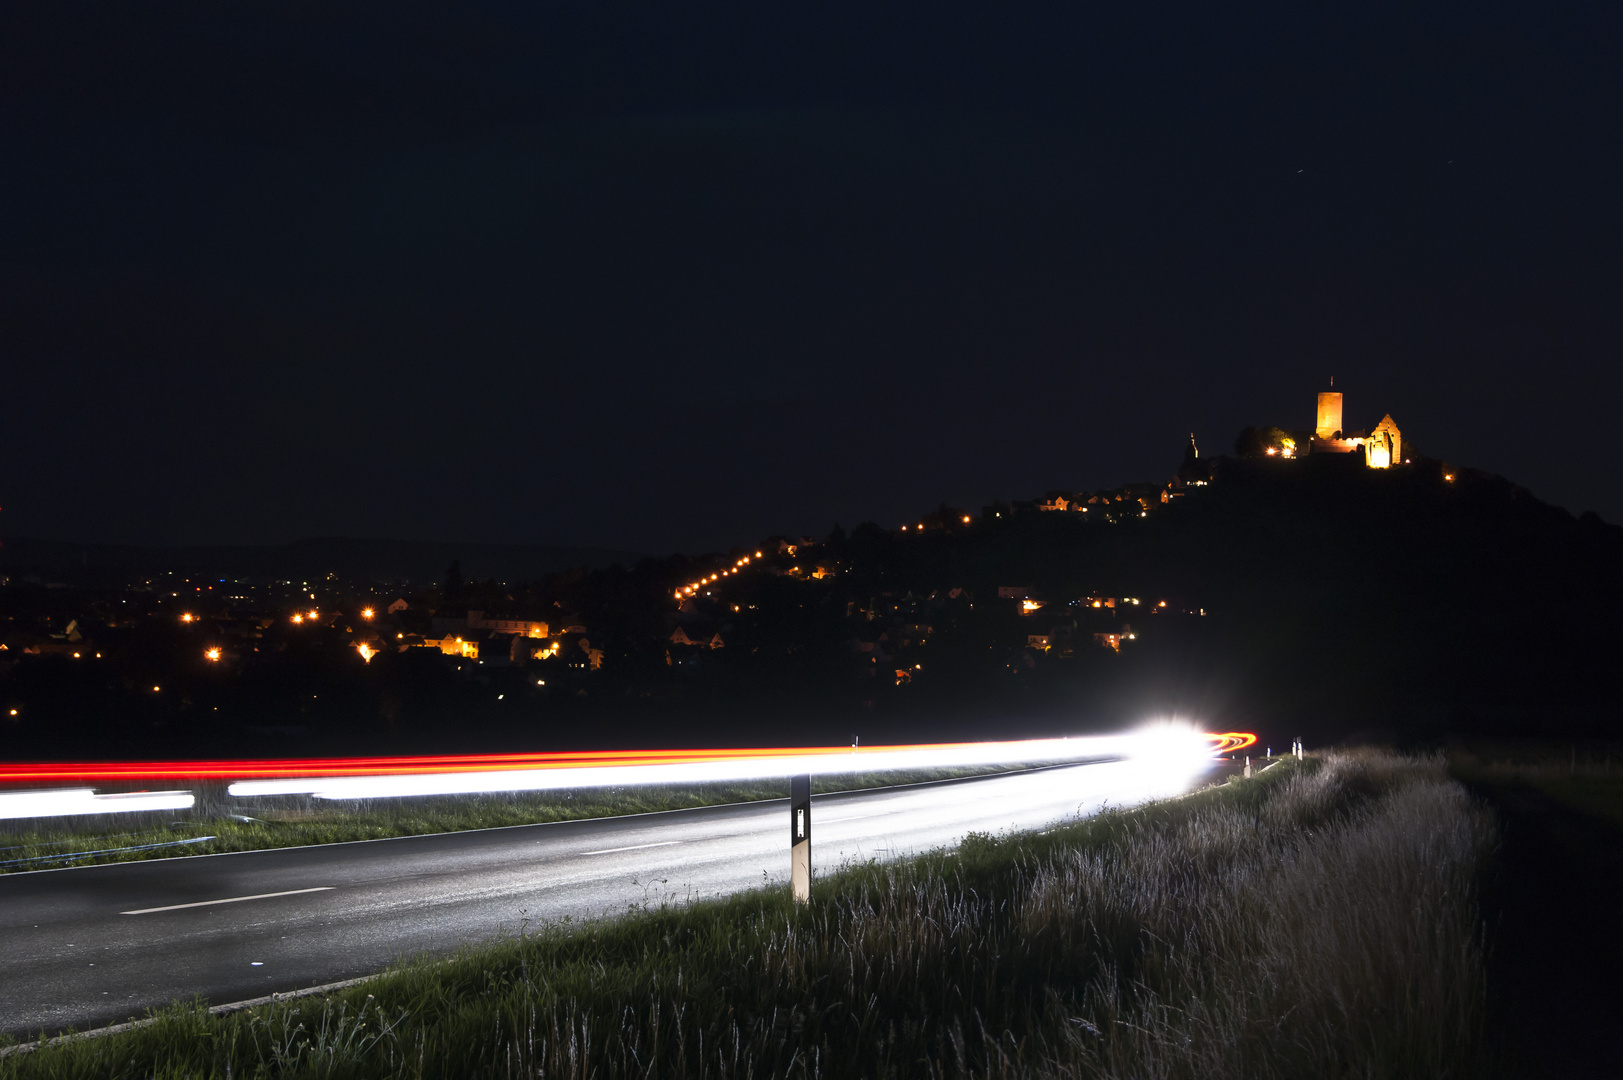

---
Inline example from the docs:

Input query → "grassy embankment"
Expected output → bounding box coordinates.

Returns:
[1447,740,1623,825]
[1445,740,1623,1078]
[0,765,1042,874]
[3,750,1495,1079]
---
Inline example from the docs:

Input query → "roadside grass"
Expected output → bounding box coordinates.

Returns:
[1447,740,1623,828]
[1,750,1495,1078]
[0,764,1045,874]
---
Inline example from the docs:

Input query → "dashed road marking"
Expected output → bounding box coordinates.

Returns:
[121,887,334,915]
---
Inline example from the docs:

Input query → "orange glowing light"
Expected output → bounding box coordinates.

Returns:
[962,516,971,523]
[357,643,375,662]
[361,608,375,620]
[205,648,221,662]
[1265,447,1278,456]
[1207,732,1259,754]
[180,613,195,623]
[309,610,319,619]
[292,615,304,624]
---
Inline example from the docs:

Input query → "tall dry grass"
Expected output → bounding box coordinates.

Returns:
[1,752,1495,1079]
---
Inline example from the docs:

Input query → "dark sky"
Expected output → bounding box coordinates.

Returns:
[3,1,1621,554]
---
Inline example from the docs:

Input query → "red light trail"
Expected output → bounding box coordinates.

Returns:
[0,733,1257,786]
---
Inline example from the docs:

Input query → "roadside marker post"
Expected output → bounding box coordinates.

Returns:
[791,773,811,904]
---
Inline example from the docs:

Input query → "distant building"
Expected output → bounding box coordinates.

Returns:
[670,626,724,649]
[422,635,478,658]
[1176,433,1211,486]
[1365,414,1402,468]
[467,611,549,638]
[1307,383,1403,468]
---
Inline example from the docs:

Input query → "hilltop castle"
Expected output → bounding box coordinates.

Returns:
[1311,384,1403,468]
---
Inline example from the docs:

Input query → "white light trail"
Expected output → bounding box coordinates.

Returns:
[225,728,1218,802]
[0,788,196,821]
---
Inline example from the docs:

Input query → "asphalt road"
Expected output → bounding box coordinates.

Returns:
[0,758,1206,1036]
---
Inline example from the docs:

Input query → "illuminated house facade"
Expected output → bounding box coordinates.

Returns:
[466,611,549,638]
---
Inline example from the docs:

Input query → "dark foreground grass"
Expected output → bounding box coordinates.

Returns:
[1448,740,1623,828]
[1447,740,1623,1075]
[2,751,1495,1079]
[0,765,1037,875]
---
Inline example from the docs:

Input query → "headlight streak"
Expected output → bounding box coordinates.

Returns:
[0,788,196,821]
[0,729,1256,813]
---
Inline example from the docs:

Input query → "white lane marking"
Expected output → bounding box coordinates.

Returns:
[121,887,335,915]
[579,841,681,856]
[816,814,879,824]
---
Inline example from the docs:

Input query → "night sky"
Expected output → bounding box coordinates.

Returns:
[4,1,1621,554]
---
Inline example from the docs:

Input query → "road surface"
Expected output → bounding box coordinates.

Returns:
[0,758,1206,1036]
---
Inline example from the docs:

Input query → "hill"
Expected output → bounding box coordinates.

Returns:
[2,452,1619,756]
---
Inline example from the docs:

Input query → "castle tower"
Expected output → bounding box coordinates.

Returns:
[1315,386,1343,439]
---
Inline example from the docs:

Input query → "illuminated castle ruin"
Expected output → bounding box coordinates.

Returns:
[1309,382,1402,468]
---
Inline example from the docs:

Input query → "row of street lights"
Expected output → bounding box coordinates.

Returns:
[675,551,764,601]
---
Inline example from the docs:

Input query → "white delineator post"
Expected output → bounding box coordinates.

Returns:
[791,773,811,904]
[1244,755,1252,779]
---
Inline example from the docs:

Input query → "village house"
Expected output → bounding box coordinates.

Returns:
[466,611,549,638]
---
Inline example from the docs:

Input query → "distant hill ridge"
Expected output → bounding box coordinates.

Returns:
[0,536,642,586]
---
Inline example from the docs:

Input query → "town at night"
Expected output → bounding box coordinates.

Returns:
[3,2,1621,1076]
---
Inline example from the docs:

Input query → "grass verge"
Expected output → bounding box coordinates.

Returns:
[1,750,1495,1078]
[1447,739,1623,828]
[0,764,1048,874]
[1447,740,1623,1076]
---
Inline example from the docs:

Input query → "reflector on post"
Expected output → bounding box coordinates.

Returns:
[790,773,811,904]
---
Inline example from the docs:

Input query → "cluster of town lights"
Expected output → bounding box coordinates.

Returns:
[675,552,762,600]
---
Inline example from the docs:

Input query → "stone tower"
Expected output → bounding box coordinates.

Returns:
[1315,386,1343,439]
